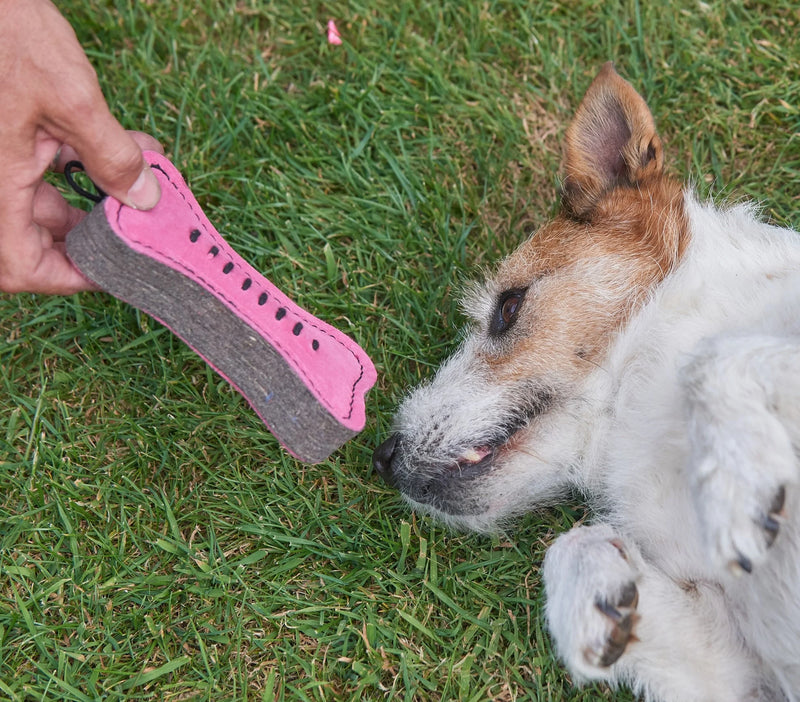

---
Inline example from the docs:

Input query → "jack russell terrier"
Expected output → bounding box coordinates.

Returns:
[373,63,800,701]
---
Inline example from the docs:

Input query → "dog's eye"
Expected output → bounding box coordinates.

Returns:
[502,294,521,323]
[490,289,526,335]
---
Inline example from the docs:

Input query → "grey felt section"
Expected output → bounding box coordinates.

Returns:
[66,204,356,464]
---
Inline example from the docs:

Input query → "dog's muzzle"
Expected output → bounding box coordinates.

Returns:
[371,432,491,516]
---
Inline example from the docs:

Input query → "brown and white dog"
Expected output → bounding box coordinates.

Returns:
[373,64,800,701]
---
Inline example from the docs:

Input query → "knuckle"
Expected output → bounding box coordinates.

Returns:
[58,72,103,121]
[96,144,144,182]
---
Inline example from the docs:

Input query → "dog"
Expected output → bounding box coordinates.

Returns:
[372,63,800,701]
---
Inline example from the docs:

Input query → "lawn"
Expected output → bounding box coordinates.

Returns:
[1,1,798,700]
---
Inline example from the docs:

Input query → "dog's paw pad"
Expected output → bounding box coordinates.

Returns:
[585,581,640,667]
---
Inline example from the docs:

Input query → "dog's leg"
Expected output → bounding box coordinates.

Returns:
[543,524,766,701]
[682,335,800,575]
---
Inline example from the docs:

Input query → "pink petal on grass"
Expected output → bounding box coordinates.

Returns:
[327,20,342,45]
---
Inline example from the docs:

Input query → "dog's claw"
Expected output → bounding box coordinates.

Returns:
[725,484,787,575]
[759,485,786,549]
[762,514,780,546]
[769,485,786,516]
[729,552,753,576]
[587,581,639,668]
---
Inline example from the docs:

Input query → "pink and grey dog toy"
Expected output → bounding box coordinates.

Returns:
[65,151,376,464]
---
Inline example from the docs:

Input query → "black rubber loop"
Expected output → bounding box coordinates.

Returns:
[64,161,107,203]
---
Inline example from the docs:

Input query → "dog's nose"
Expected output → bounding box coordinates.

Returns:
[372,433,400,487]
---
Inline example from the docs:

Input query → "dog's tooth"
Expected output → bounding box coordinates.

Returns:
[461,448,484,463]
[459,446,491,464]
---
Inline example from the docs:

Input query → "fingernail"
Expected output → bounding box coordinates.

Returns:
[50,146,63,172]
[126,166,161,210]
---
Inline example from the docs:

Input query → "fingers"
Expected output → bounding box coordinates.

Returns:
[0,221,96,294]
[32,181,86,240]
[0,182,93,293]
[0,195,97,295]
[35,56,162,209]
[0,1,163,294]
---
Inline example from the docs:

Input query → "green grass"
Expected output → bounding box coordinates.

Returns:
[1,1,798,699]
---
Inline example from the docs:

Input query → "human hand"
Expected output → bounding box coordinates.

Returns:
[0,0,163,294]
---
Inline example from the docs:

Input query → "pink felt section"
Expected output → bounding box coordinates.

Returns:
[103,151,376,431]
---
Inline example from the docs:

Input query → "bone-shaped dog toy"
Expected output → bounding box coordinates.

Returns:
[65,151,376,464]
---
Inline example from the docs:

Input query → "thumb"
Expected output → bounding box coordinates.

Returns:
[24,0,162,210]
[65,112,162,210]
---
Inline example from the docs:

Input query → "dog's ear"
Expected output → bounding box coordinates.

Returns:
[562,63,664,218]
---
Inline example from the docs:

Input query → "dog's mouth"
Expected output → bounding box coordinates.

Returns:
[451,444,496,473]
[452,388,554,474]
[374,387,555,516]
[428,390,554,482]
[394,425,530,516]
[447,420,531,478]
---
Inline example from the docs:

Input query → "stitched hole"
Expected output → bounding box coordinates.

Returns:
[292,322,303,336]
[312,339,320,351]
[241,278,252,291]
[258,292,268,305]
[276,307,287,320]
[223,262,234,274]
[208,246,219,257]
[189,229,201,242]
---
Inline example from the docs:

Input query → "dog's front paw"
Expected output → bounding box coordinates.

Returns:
[691,411,792,576]
[543,525,640,681]
[683,336,799,577]
[696,461,788,576]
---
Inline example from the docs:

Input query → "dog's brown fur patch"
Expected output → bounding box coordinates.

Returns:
[481,64,689,386]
